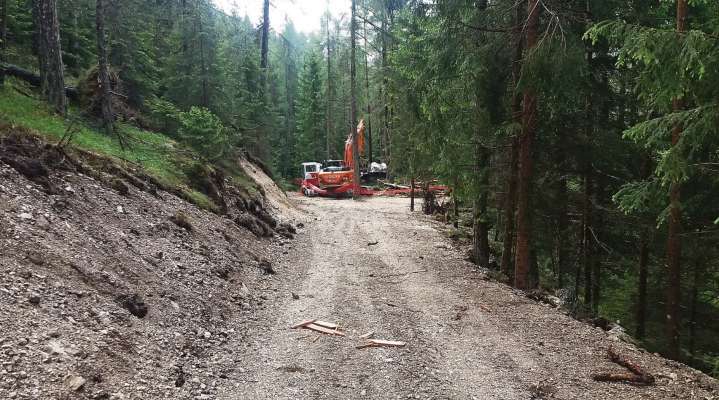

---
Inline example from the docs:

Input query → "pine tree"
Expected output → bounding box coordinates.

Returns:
[295,52,325,164]
[35,0,66,115]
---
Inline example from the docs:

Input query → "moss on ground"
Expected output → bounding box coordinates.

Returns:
[0,79,258,211]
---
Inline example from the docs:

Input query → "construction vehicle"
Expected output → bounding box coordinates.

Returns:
[300,121,365,197]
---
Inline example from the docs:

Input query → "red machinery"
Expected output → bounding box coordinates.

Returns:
[300,121,367,197]
[299,120,446,198]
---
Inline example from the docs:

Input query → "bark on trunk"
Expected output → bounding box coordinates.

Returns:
[260,0,270,90]
[31,1,47,92]
[363,13,373,165]
[350,0,360,199]
[325,11,333,160]
[636,235,649,339]
[197,8,209,108]
[556,173,568,288]
[453,177,459,229]
[665,0,687,360]
[35,0,66,115]
[591,183,602,314]
[688,261,701,357]
[473,139,490,268]
[0,0,7,86]
[583,172,594,307]
[500,2,524,279]
[410,177,415,211]
[96,0,114,136]
[513,0,539,290]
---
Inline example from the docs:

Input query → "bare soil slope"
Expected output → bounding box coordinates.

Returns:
[0,133,304,399]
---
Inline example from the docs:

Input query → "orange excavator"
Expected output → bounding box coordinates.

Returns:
[300,120,366,197]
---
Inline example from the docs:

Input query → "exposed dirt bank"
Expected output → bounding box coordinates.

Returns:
[0,133,304,400]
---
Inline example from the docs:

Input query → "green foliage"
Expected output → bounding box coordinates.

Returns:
[294,51,326,163]
[178,107,231,162]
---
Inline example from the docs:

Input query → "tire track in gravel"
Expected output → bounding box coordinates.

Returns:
[228,195,718,400]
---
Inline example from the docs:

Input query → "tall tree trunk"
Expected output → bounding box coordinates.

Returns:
[636,233,649,339]
[284,39,294,177]
[95,0,114,137]
[688,260,701,357]
[381,18,389,166]
[556,169,569,288]
[325,10,333,160]
[260,0,270,90]
[363,12,373,165]
[665,0,687,360]
[0,0,8,86]
[452,176,459,229]
[473,95,490,267]
[410,177,415,211]
[582,172,594,307]
[591,182,603,314]
[31,1,47,92]
[513,0,539,290]
[500,1,524,278]
[197,7,209,108]
[35,0,66,115]
[350,0,360,199]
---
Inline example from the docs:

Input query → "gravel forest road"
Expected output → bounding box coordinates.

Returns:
[231,195,716,400]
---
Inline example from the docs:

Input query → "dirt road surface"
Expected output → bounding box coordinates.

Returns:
[230,195,716,400]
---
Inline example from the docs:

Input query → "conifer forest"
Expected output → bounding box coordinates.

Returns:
[1,0,719,386]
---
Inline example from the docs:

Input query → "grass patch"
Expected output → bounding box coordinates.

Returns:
[0,80,257,210]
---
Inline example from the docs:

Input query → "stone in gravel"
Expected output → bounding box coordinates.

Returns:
[119,294,148,318]
[36,215,51,230]
[28,293,41,305]
[63,374,87,391]
[27,253,45,266]
[18,212,33,220]
[259,259,275,275]
[291,292,300,300]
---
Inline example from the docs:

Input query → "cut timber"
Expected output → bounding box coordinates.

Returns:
[305,323,345,336]
[369,339,406,347]
[592,347,655,385]
[290,319,317,329]
[313,320,338,329]
[357,339,407,349]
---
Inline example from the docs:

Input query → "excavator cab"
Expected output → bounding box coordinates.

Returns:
[302,162,322,179]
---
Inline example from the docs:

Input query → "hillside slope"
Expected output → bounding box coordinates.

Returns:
[0,130,304,399]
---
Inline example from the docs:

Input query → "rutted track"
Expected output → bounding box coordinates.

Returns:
[228,195,718,400]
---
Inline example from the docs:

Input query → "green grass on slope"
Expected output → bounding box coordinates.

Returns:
[0,80,256,210]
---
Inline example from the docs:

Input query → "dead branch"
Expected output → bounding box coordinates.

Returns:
[592,347,655,385]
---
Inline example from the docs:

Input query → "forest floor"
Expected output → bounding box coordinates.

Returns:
[230,195,718,400]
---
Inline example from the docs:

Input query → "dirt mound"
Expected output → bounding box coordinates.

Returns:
[0,130,300,399]
[239,155,303,221]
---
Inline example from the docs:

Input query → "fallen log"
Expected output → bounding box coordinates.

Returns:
[356,339,407,349]
[313,320,338,329]
[592,347,655,385]
[304,323,345,336]
[290,319,317,329]
[1,62,79,99]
